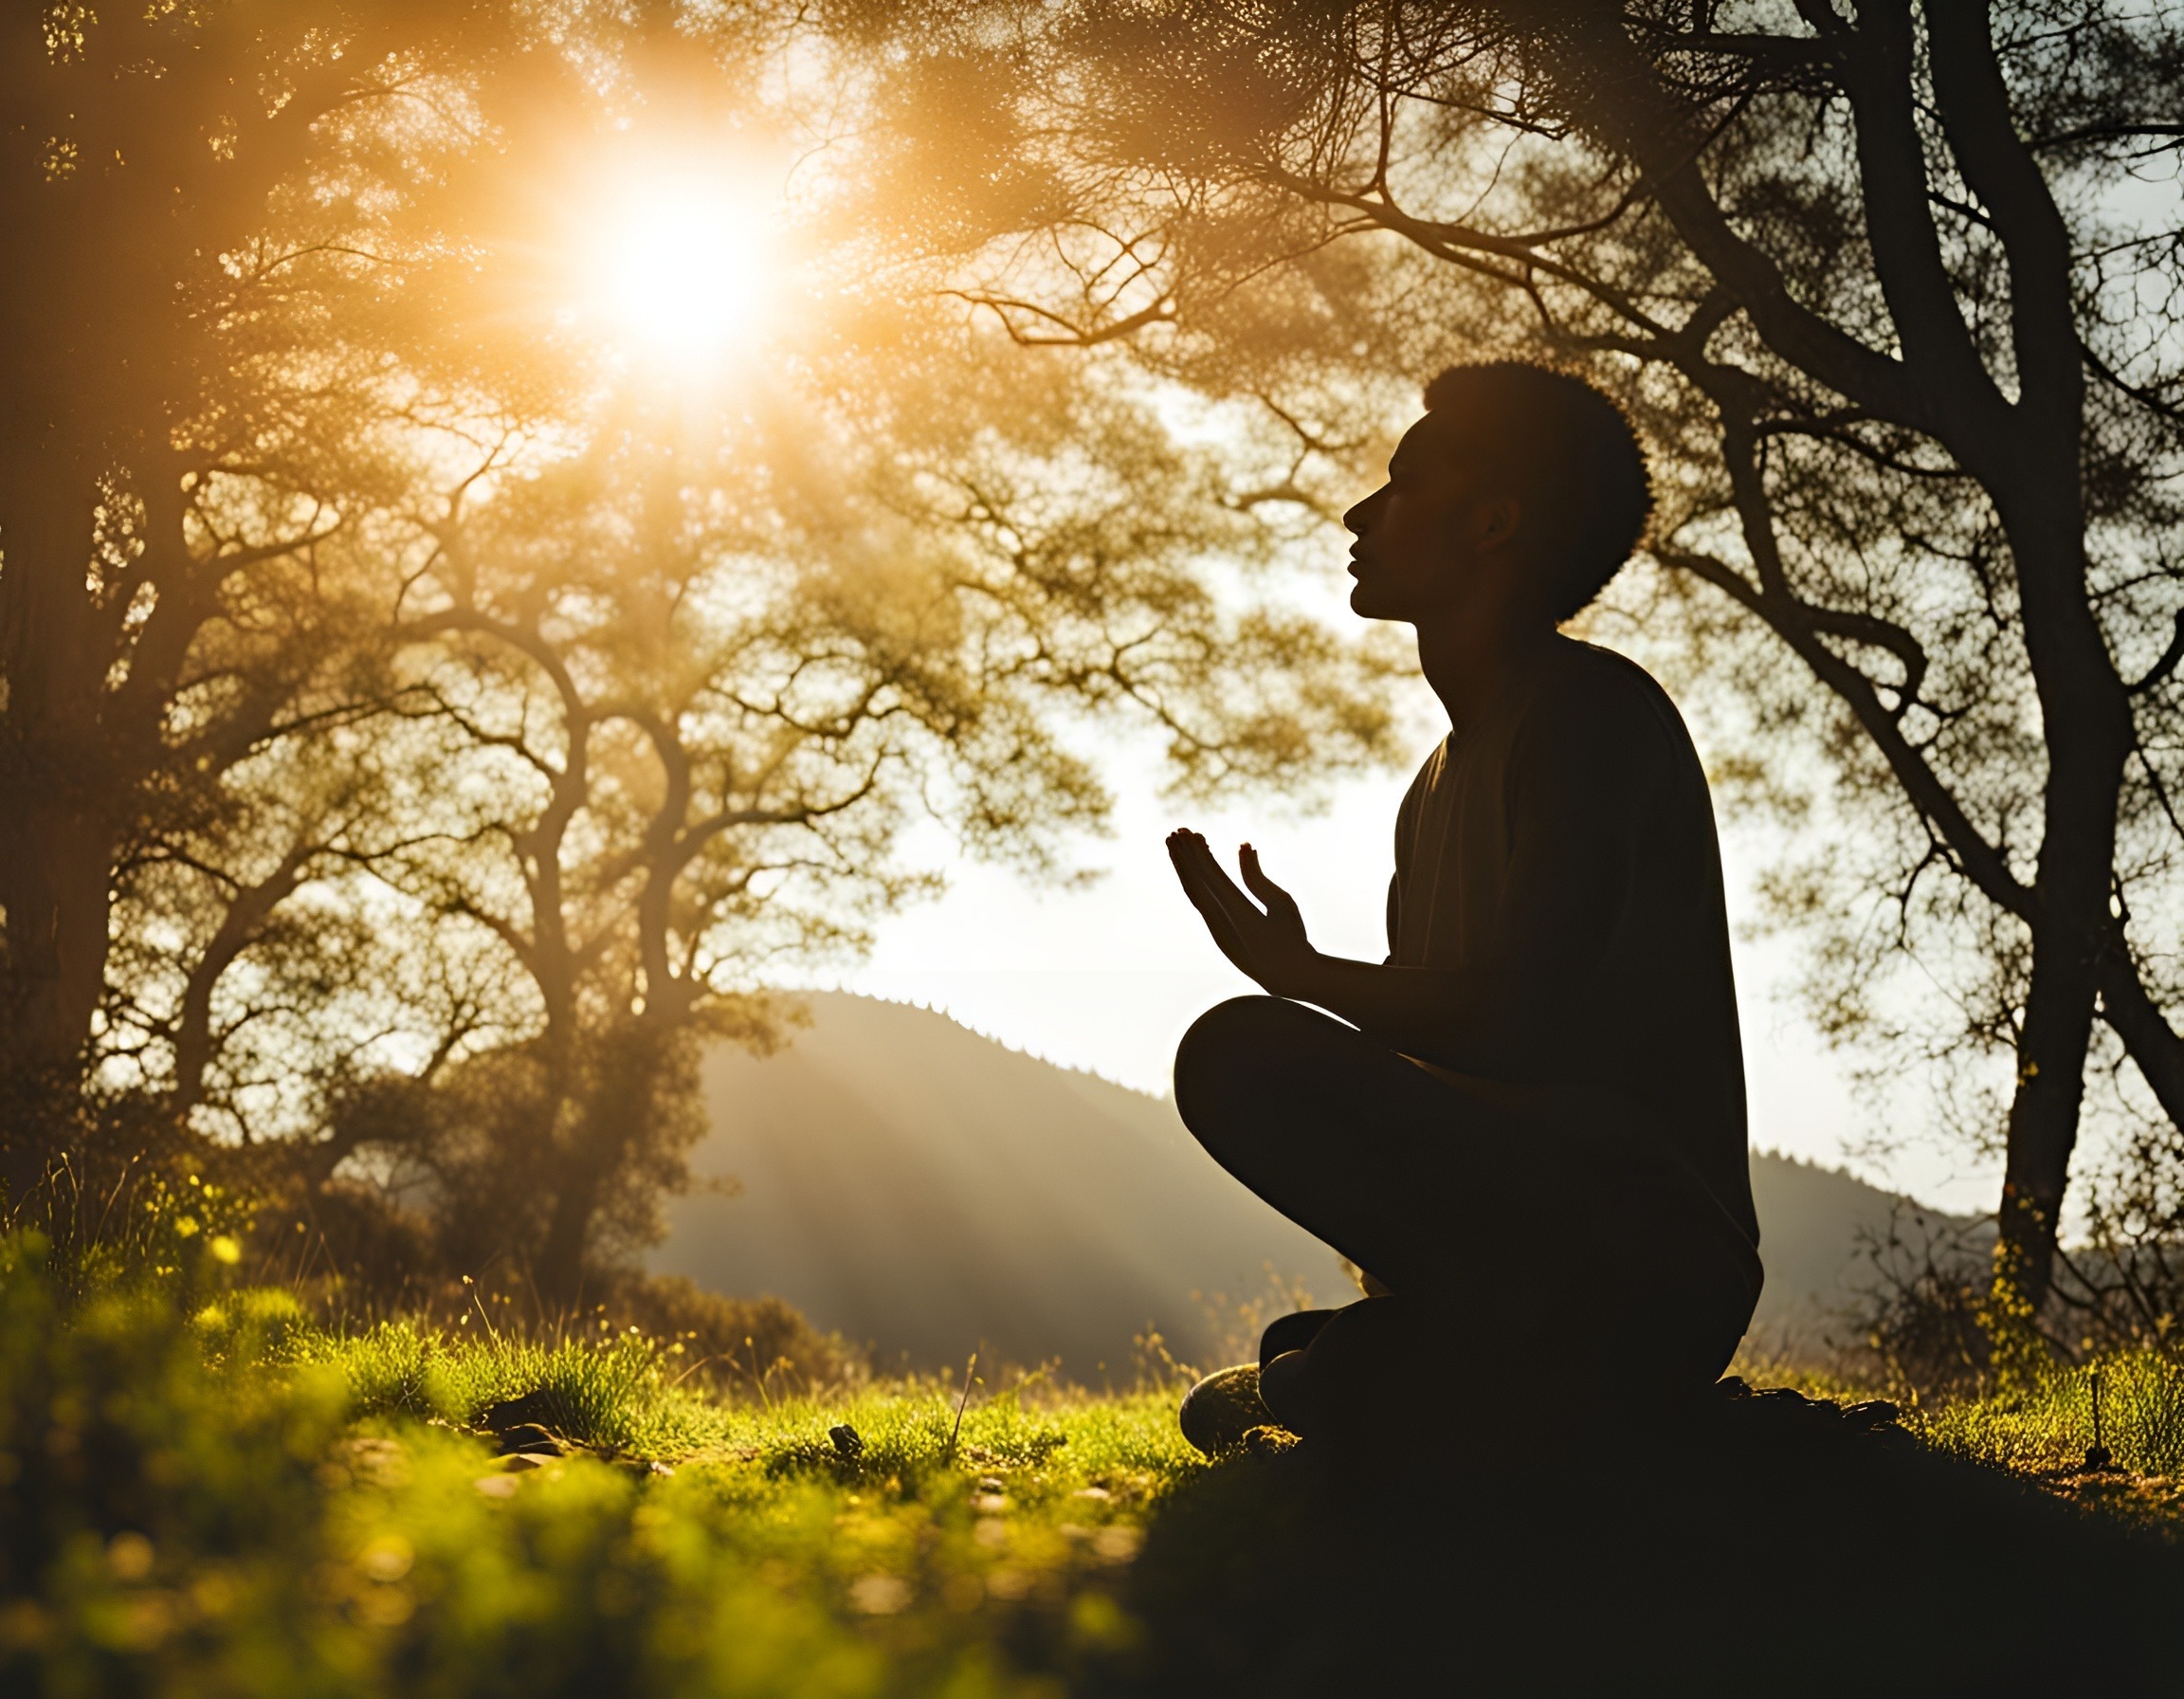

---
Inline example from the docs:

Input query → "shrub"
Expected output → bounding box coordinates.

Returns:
[600,1273,864,1398]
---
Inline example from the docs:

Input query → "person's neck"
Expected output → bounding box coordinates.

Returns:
[1415,615,1558,739]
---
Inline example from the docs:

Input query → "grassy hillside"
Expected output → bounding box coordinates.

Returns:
[654,995,1964,1368]
[654,994,1350,1373]
[8,1211,2184,1697]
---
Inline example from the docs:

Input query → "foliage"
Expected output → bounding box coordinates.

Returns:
[0,1220,1190,1697]
[0,1,1411,1298]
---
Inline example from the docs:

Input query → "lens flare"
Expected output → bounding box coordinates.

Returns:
[588,172,780,363]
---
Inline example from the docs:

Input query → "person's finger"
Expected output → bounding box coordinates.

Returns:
[1168,831,1222,889]
[1237,844,1304,928]
[1168,834,1253,959]
[1187,840,1269,932]
[1169,838,1276,983]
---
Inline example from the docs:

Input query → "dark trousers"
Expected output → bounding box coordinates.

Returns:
[1174,997,1759,1437]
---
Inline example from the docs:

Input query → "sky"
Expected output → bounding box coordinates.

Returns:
[804,707,2004,1218]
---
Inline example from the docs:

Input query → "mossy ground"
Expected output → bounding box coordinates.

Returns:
[8,1220,2184,1696]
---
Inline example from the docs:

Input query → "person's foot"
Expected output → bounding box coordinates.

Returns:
[1178,1363,1288,1455]
[1256,1347,1312,1433]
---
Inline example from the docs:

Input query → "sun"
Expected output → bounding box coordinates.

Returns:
[584,171,782,364]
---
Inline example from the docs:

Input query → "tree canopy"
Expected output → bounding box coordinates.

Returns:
[0,0,1407,1293]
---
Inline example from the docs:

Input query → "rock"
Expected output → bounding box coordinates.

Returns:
[328,1436,409,1487]
[491,1422,563,1457]
[1843,1399,1902,1430]
[828,1423,864,1460]
[480,1390,563,1434]
[1178,1363,1283,1456]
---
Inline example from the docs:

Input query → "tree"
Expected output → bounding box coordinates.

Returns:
[324,313,1410,1298]
[3,1,1411,1298]
[0,0,561,1188]
[845,0,2184,1310]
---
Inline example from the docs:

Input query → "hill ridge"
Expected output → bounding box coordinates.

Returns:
[651,993,1955,1369]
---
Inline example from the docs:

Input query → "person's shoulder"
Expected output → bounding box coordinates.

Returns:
[1396,733,1449,814]
[1546,637,1675,703]
[1521,640,1697,764]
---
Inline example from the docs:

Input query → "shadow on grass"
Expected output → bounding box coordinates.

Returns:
[1103,1403,2179,1694]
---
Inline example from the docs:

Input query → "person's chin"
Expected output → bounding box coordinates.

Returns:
[1348,582,1399,621]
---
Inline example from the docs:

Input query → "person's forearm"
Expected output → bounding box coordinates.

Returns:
[1274,952,1477,1064]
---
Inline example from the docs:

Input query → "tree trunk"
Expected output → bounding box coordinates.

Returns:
[1997,924,2102,1305]
[536,1151,606,1309]
[1987,485,2134,1308]
[0,466,123,1195]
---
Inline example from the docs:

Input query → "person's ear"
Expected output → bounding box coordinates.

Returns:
[1474,494,1521,551]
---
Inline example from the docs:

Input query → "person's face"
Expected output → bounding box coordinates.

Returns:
[1341,415,1522,626]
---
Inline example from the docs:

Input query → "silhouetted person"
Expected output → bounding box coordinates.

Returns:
[1169,363,1761,1452]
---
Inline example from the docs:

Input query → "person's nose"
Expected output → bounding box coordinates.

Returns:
[1342,484,1388,538]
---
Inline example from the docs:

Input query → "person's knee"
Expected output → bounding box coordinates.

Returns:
[1172,996,1296,1134]
[1259,1306,1338,1369]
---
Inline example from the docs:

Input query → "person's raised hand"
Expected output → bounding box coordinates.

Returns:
[1165,829,1318,998]
[1238,844,1306,943]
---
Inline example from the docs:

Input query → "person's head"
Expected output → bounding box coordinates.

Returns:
[1341,362,1651,632]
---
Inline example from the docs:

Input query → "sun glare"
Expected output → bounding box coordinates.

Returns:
[586,172,783,365]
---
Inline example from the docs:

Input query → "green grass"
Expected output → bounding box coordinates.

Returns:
[0,1228,1204,1697]
[1912,1348,2184,1476]
[9,1214,2184,1696]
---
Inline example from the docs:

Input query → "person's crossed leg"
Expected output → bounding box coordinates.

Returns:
[1173,996,1756,1451]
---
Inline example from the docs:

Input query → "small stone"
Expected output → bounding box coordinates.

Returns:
[828,1423,864,1460]
[480,1392,563,1438]
[492,1423,563,1457]
[330,1436,409,1487]
[847,1574,911,1615]
[1090,1525,1142,1563]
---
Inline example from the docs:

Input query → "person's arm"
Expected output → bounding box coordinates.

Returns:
[1167,681,1649,1067]
[1166,829,1466,1053]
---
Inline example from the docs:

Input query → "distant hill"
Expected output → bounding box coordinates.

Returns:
[649,994,1975,1372]
[1743,1152,1983,1356]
